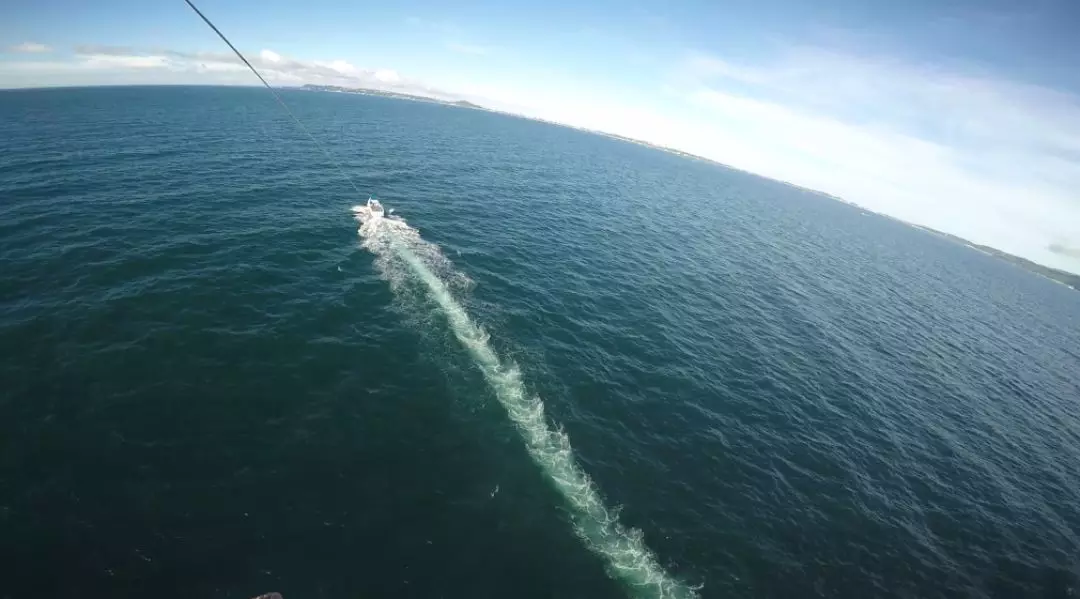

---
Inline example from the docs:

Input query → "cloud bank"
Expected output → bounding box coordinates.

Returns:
[65,45,402,87]
[669,48,1080,272]
[7,42,51,53]
[1049,243,1080,259]
[0,45,462,102]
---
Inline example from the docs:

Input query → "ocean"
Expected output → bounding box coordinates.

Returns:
[1,85,1078,599]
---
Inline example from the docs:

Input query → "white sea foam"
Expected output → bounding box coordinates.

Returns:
[353,204,698,598]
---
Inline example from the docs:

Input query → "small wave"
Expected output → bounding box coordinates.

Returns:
[353,204,697,598]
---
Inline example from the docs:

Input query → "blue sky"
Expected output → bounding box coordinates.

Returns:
[3,0,1080,273]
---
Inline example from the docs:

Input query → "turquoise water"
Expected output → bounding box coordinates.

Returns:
[1,86,1079,598]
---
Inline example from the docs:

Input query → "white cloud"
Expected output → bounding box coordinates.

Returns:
[8,42,51,53]
[193,61,247,74]
[670,48,1080,273]
[79,54,170,69]
[374,69,400,83]
[320,59,357,75]
[0,44,458,103]
[684,49,1080,161]
[0,60,84,72]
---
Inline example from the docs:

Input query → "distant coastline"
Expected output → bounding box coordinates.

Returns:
[909,225,1080,291]
[300,84,483,109]
[301,83,1079,290]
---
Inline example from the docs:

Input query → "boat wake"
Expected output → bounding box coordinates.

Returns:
[351,202,698,598]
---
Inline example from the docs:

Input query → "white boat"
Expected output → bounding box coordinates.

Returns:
[351,197,393,225]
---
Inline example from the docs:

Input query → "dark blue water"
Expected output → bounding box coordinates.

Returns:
[2,86,1079,599]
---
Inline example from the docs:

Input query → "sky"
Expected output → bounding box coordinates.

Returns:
[3,0,1080,274]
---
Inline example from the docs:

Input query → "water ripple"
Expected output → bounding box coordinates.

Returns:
[1,86,1079,599]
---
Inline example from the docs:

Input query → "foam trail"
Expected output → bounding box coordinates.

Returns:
[353,204,697,599]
